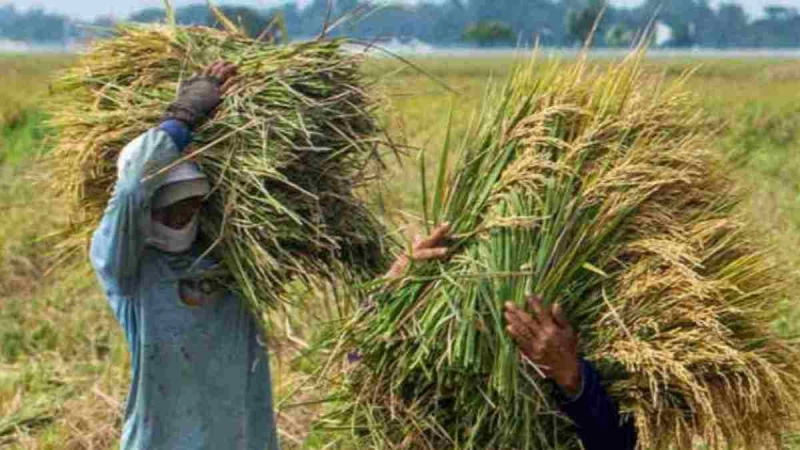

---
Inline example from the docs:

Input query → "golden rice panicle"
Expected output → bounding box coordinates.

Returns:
[322,50,800,449]
[48,22,391,322]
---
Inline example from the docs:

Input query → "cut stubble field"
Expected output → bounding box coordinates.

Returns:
[3,53,800,449]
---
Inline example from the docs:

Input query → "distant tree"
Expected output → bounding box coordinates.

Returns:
[462,21,514,46]
[177,5,213,26]
[764,5,796,21]
[276,2,303,37]
[213,6,269,38]
[714,2,749,47]
[605,23,633,47]
[566,0,604,45]
[667,22,695,47]
[87,15,116,39]
[92,15,115,27]
[1,7,70,42]
[129,8,167,23]
[429,0,468,44]
[750,5,800,47]
[128,5,285,41]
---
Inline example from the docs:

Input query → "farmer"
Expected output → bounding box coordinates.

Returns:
[504,298,637,450]
[90,60,451,450]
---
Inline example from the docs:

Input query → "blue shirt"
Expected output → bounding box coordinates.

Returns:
[90,123,280,450]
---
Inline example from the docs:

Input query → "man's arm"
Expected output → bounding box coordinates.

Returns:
[90,61,237,297]
[504,297,637,450]
[89,123,191,296]
[557,360,637,450]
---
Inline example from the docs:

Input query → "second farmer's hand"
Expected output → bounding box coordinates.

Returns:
[385,223,452,280]
[504,296,583,396]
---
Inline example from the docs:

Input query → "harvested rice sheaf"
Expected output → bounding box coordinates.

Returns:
[325,51,800,449]
[48,22,391,319]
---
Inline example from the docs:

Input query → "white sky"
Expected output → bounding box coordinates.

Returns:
[1,0,789,20]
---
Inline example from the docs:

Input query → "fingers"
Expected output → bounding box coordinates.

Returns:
[407,223,452,262]
[551,303,570,329]
[386,224,452,278]
[505,305,542,366]
[217,63,238,83]
[202,61,222,77]
[527,296,554,328]
[383,254,409,280]
[411,247,448,261]
[506,297,579,385]
[504,310,521,334]
[429,223,452,246]
[210,62,224,78]
[221,76,240,95]
[506,324,531,347]
[203,61,239,84]
[504,302,538,336]
[415,223,451,250]
[505,312,535,345]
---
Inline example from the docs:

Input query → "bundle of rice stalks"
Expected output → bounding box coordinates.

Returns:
[48,15,390,318]
[322,50,800,449]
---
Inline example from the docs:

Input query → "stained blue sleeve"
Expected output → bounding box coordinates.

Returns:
[557,360,637,450]
[89,128,182,298]
[158,119,192,151]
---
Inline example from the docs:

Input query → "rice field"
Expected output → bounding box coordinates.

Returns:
[3,53,800,449]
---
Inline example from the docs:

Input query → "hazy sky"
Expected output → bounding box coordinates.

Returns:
[2,0,793,20]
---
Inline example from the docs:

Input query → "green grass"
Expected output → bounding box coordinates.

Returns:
[0,110,51,166]
[4,54,800,448]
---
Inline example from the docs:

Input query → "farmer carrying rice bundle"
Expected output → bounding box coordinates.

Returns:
[51,22,395,318]
[89,59,456,449]
[88,61,278,450]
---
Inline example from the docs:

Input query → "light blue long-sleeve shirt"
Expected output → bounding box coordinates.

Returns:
[90,122,280,450]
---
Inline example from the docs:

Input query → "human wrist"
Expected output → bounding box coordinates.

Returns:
[162,104,199,131]
[555,359,583,397]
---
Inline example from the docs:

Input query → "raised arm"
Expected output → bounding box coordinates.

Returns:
[504,296,637,450]
[89,123,191,296]
[90,61,237,297]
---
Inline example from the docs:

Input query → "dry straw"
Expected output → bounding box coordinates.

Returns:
[321,49,800,449]
[48,12,391,320]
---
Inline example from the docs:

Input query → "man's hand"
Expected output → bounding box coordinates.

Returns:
[163,61,239,130]
[385,223,452,279]
[504,296,582,396]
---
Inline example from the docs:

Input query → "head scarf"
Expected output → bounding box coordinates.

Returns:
[148,161,211,253]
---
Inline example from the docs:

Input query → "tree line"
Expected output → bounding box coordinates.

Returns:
[1,0,799,49]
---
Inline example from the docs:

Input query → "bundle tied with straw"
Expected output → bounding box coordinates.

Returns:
[322,50,800,449]
[48,15,391,320]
